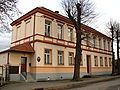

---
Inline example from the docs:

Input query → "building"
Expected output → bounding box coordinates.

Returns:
[0,7,112,81]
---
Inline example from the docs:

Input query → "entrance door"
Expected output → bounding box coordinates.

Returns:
[86,55,91,74]
[21,57,27,73]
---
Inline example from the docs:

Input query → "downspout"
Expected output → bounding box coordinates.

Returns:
[5,52,10,81]
[33,14,36,49]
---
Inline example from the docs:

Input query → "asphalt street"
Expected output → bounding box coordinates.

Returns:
[67,78,120,90]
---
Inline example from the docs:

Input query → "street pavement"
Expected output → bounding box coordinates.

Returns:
[67,78,120,90]
[0,75,120,90]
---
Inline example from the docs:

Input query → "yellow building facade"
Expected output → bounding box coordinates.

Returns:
[0,7,112,81]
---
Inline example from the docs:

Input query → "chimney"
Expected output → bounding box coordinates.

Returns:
[55,11,59,14]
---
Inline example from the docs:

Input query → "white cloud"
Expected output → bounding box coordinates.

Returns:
[0,33,11,51]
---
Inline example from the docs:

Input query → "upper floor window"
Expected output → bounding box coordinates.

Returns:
[45,20,51,36]
[69,52,74,65]
[108,41,110,51]
[44,49,52,64]
[100,57,103,66]
[103,40,106,50]
[57,24,63,39]
[68,28,73,41]
[93,36,97,47]
[86,34,90,46]
[94,56,98,66]
[99,38,102,49]
[58,51,64,65]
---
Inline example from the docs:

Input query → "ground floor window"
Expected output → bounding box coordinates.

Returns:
[44,49,52,64]
[105,57,108,66]
[69,52,74,65]
[58,51,64,65]
[109,58,112,66]
[94,56,98,66]
[80,55,83,66]
[100,57,103,66]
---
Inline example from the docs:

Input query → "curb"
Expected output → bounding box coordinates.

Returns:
[34,76,120,90]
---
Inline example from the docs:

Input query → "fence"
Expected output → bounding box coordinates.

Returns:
[0,66,4,86]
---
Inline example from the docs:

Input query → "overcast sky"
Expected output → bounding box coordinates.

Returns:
[0,0,119,53]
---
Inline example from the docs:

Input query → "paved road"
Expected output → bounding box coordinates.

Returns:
[67,78,120,90]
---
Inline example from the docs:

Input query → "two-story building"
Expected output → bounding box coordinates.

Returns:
[0,7,112,81]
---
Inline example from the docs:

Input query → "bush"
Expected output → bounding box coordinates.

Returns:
[82,75,92,78]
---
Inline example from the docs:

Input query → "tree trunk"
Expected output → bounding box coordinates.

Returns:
[111,28,115,75]
[73,3,82,81]
[116,30,120,75]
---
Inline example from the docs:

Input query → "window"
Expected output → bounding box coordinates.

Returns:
[45,20,51,36]
[105,57,108,66]
[103,40,106,50]
[109,58,112,66]
[57,24,63,39]
[108,41,110,51]
[44,49,52,64]
[80,55,83,66]
[93,36,97,47]
[99,38,102,49]
[86,34,90,46]
[94,56,98,66]
[58,51,64,65]
[69,52,74,65]
[100,57,103,66]
[68,28,73,41]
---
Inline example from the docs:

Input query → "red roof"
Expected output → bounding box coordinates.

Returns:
[10,43,35,53]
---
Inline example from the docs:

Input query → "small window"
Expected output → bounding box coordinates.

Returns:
[68,28,73,41]
[103,40,106,50]
[44,49,52,64]
[94,56,98,66]
[109,58,112,66]
[99,38,102,49]
[57,24,63,39]
[105,57,108,66]
[58,51,64,65]
[45,20,51,36]
[80,55,83,66]
[69,52,74,65]
[100,57,103,66]
[93,36,97,47]
[108,42,110,51]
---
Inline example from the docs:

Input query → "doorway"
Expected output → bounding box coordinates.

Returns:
[86,55,91,74]
[21,57,27,79]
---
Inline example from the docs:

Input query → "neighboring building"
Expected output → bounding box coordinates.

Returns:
[0,7,112,81]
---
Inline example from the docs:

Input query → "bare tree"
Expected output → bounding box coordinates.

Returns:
[107,20,120,75]
[61,0,97,81]
[0,0,21,32]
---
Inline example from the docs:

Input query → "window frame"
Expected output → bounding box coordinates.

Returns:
[57,24,63,39]
[68,28,73,41]
[57,50,64,65]
[94,56,98,66]
[45,20,51,37]
[100,57,103,66]
[44,49,52,64]
[68,52,74,65]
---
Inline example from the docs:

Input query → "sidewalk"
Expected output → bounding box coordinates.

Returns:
[0,75,120,90]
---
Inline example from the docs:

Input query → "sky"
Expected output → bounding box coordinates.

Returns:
[0,0,119,53]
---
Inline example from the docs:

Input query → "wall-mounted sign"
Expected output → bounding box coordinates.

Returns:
[37,57,41,62]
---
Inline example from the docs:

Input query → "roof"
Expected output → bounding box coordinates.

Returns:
[0,43,35,54]
[11,7,111,40]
